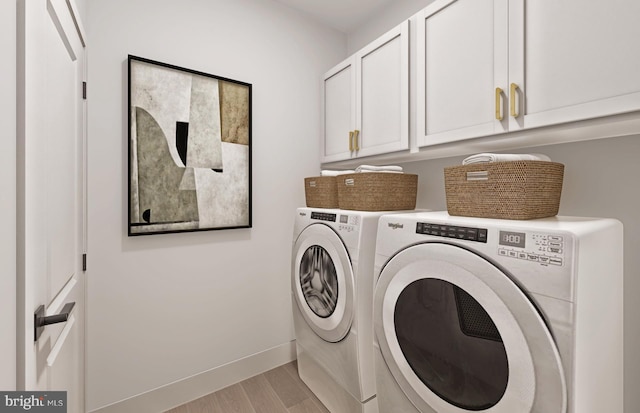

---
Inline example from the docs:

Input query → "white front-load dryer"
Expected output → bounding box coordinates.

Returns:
[293,207,411,413]
[373,211,623,413]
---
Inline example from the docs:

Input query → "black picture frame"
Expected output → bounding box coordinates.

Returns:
[128,55,252,236]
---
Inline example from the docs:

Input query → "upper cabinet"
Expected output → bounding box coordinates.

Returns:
[322,21,409,164]
[416,0,508,147]
[323,58,356,163]
[508,0,640,131]
[417,0,640,148]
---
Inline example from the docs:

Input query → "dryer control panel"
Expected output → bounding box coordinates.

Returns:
[415,221,566,267]
[497,231,564,266]
[416,222,488,242]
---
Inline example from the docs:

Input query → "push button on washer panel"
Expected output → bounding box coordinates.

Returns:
[549,258,563,266]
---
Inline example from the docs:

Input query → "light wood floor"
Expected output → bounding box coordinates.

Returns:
[165,361,330,413]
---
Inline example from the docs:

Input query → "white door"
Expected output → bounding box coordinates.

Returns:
[17,0,86,412]
[416,0,508,147]
[292,224,355,343]
[374,243,566,412]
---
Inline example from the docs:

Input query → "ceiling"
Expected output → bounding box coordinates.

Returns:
[272,0,397,33]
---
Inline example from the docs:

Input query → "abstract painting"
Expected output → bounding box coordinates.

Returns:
[128,55,251,235]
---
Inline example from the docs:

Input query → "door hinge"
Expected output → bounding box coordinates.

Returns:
[82,254,87,271]
[83,81,87,100]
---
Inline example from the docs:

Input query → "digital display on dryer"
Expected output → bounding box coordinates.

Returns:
[499,231,526,248]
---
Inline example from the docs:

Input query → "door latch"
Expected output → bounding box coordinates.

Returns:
[34,302,76,342]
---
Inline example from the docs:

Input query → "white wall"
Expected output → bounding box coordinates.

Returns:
[1,0,17,391]
[346,0,433,54]
[86,0,345,411]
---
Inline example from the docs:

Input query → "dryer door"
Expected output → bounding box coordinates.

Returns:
[374,243,566,413]
[293,224,355,343]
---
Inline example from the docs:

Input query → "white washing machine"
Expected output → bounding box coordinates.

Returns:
[293,207,411,413]
[372,211,623,413]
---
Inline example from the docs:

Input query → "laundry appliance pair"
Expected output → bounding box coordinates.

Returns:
[292,208,623,413]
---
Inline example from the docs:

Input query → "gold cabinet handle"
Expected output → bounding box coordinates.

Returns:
[353,130,360,151]
[510,83,519,118]
[348,131,354,151]
[495,87,503,120]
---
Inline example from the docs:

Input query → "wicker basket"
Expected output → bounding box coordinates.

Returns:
[304,176,338,208]
[337,173,418,211]
[444,161,564,220]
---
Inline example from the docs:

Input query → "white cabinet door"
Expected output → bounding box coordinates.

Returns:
[508,0,640,130]
[322,58,356,163]
[417,0,508,147]
[355,20,409,158]
[322,21,409,164]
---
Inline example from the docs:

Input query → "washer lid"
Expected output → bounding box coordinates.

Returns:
[293,223,355,343]
[374,242,566,413]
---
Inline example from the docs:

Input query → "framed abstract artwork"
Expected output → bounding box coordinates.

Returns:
[128,55,252,235]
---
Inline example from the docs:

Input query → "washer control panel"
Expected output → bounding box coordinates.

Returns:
[337,214,359,232]
[310,212,336,222]
[497,231,565,266]
[310,211,359,232]
[416,222,488,243]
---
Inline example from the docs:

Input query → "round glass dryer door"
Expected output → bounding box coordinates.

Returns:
[293,224,354,343]
[374,242,566,413]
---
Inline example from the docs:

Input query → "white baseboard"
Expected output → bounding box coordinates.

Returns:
[89,340,296,413]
